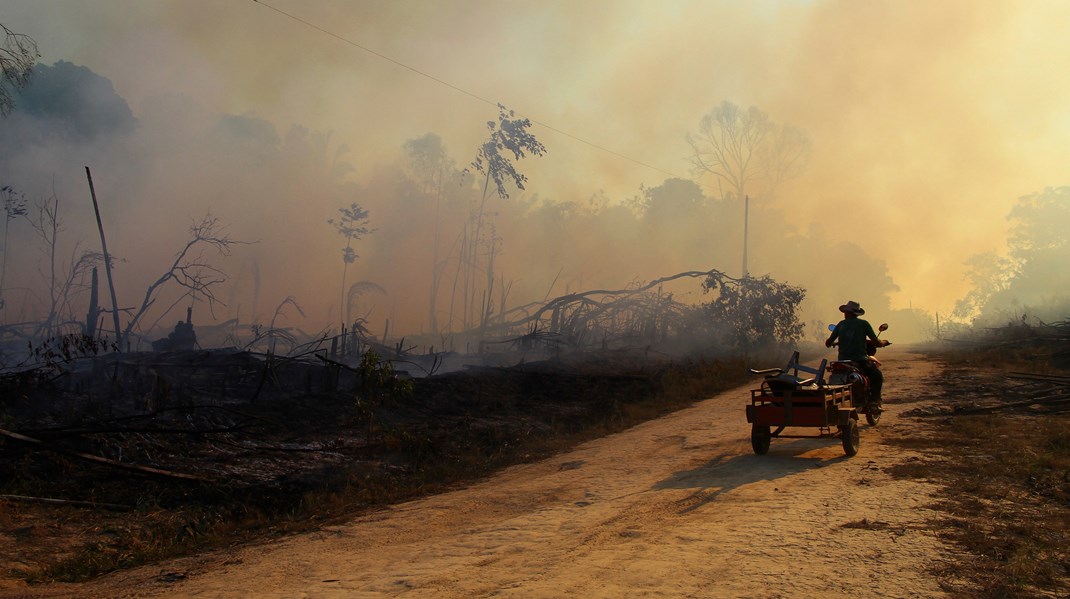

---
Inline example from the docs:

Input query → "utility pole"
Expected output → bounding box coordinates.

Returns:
[742,195,749,278]
[85,166,122,350]
[741,194,751,359]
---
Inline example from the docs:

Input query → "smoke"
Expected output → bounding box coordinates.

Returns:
[2,0,1068,345]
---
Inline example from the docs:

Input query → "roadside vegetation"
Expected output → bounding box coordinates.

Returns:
[890,320,1070,598]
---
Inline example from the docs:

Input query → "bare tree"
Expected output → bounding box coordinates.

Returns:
[0,186,27,311]
[0,186,106,338]
[403,133,457,335]
[1,23,39,117]
[686,101,810,203]
[26,192,62,335]
[687,101,810,277]
[122,215,245,349]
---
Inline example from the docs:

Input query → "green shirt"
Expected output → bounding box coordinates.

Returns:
[830,317,877,361]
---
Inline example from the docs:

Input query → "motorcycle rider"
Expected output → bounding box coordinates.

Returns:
[825,300,890,409]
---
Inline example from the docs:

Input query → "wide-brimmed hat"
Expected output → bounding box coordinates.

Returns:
[839,300,865,315]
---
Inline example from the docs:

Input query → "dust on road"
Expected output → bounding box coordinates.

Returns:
[21,349,957,598]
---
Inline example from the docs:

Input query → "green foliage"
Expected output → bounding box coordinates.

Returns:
[952,251,1015,319]
[328,202,372,326]
[954,187,1070,324]
[328,202,371,265]
[702,274,806,350]
[356,349,414,405]
[1008,186,1070,257]
[469,103,547,199]
[637,178,708,223]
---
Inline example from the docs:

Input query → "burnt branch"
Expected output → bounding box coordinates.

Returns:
[122,215,250,349]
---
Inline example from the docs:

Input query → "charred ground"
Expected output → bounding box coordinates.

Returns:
[0,347,749,584]
[2,319,1069,597]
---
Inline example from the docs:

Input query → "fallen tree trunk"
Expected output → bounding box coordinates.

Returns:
[0,427,209,482]
[0,493,132,512]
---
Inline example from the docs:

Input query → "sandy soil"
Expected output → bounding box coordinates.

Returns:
[9,348,960,598]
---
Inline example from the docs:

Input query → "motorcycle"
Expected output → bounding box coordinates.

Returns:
[826,322,890,426]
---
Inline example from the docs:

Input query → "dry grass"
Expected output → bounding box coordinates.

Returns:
[887,355,1070,598]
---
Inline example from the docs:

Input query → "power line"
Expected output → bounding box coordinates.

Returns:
[249,0,686,181]
[251,0,496,109]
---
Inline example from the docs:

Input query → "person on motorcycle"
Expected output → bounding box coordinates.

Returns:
[825,300,890,408]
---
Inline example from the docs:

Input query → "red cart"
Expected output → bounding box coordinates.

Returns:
[746,351,860,456]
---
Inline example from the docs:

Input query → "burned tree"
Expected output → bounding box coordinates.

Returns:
[0,186,105,340]
[25,190,105,338]
[0,185,27,311]
[452,268,807,357]
[403,133,458,335]
[122,215,245,350]
[27,192,62,336]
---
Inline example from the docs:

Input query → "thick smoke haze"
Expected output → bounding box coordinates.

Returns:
[2,1,1069,346]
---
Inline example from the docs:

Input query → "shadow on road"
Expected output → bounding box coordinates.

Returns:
[653,439,851,513]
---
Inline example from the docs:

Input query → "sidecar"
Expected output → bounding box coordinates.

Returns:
[746,351,860,456]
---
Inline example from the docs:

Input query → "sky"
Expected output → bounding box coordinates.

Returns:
[3,0,1069,341]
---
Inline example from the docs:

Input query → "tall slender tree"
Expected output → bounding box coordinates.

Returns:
[329,202,372,329]
[464,104,546,335]
[0,186,27,312]
[403,133,456,334]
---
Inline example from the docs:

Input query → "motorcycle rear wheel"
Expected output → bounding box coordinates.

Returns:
[865,406,881,426]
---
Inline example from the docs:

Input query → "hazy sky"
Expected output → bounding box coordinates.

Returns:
[5,0,1069,321]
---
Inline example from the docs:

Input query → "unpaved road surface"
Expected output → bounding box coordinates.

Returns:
[14,348,959,598]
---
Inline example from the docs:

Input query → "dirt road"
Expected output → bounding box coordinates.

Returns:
[22,348,958,598]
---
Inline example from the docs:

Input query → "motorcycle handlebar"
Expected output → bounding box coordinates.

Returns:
[827,340,891,349]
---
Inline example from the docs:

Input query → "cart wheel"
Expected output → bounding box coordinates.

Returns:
[751,423,771,455]
[840,419,859,457]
